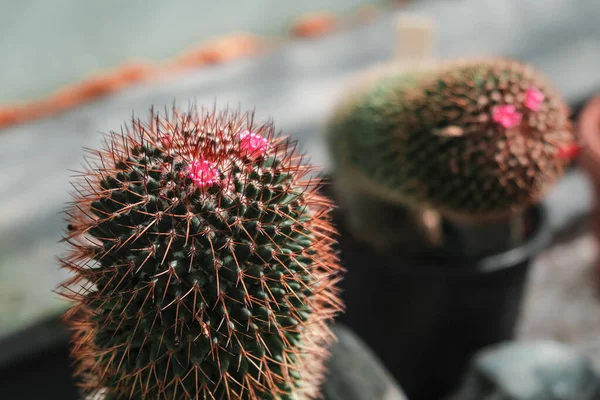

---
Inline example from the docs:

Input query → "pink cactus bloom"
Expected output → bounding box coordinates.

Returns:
[187,160,220,188]
[556,144,581,161]
[524,88,545,111]
[240,130,269,157]
[492,105,522,128]
[160,134,173,147]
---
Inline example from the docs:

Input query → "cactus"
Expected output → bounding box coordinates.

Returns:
[327,58,576,221]
[58,106,342,400]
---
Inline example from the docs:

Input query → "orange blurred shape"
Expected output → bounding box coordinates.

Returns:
[291,12,338,38]
[0,106,24,128]
[175,34,261,68]
[115,61,152,83]
[54,61,152,109]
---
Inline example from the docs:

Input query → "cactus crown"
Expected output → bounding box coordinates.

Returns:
[327,58,576,220]
[59,106,342,400]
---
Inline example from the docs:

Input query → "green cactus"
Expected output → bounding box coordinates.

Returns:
[327,58,576,221]
[59,106,342,400]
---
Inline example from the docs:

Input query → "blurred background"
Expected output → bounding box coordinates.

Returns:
[1,0,600,398]
[0,0,387,104]
[0,0,394,349]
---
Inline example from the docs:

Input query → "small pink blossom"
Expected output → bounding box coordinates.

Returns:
[556,144,581,160]
[524,88,544,111]
[239,130,269,157]
[186,160,220,188]
[492,105,522,128]
[159,134,173,147]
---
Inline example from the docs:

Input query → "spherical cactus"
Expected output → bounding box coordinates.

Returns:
[58,106,342,400]
[327,58,577,220]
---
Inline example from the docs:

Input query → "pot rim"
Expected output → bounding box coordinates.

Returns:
[335,201,552,277]
[474,202,551,273]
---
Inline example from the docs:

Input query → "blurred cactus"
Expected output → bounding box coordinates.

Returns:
[59,106,342,399]
[327,58,576,222]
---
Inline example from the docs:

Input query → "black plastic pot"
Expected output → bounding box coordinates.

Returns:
[0,321,80,400]
[326,186,552,400]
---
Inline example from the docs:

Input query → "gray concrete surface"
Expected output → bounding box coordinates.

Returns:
[0,0,599,368]
[518,232,600,373]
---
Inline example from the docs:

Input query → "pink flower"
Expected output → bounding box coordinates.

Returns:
[239,130,269,157]
[186,160,220,188]
[159,134,173,147]
[524,88,544,111]
[556,144,581,161]
[492,105,522,128]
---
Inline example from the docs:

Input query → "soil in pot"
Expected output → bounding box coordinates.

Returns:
[321,182,552,400]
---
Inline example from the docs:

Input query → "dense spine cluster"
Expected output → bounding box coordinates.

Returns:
[59,106,342,400]
[327,58,576,220]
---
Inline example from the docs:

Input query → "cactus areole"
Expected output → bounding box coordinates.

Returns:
[59,106,342,400]
[327,58,577,221]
